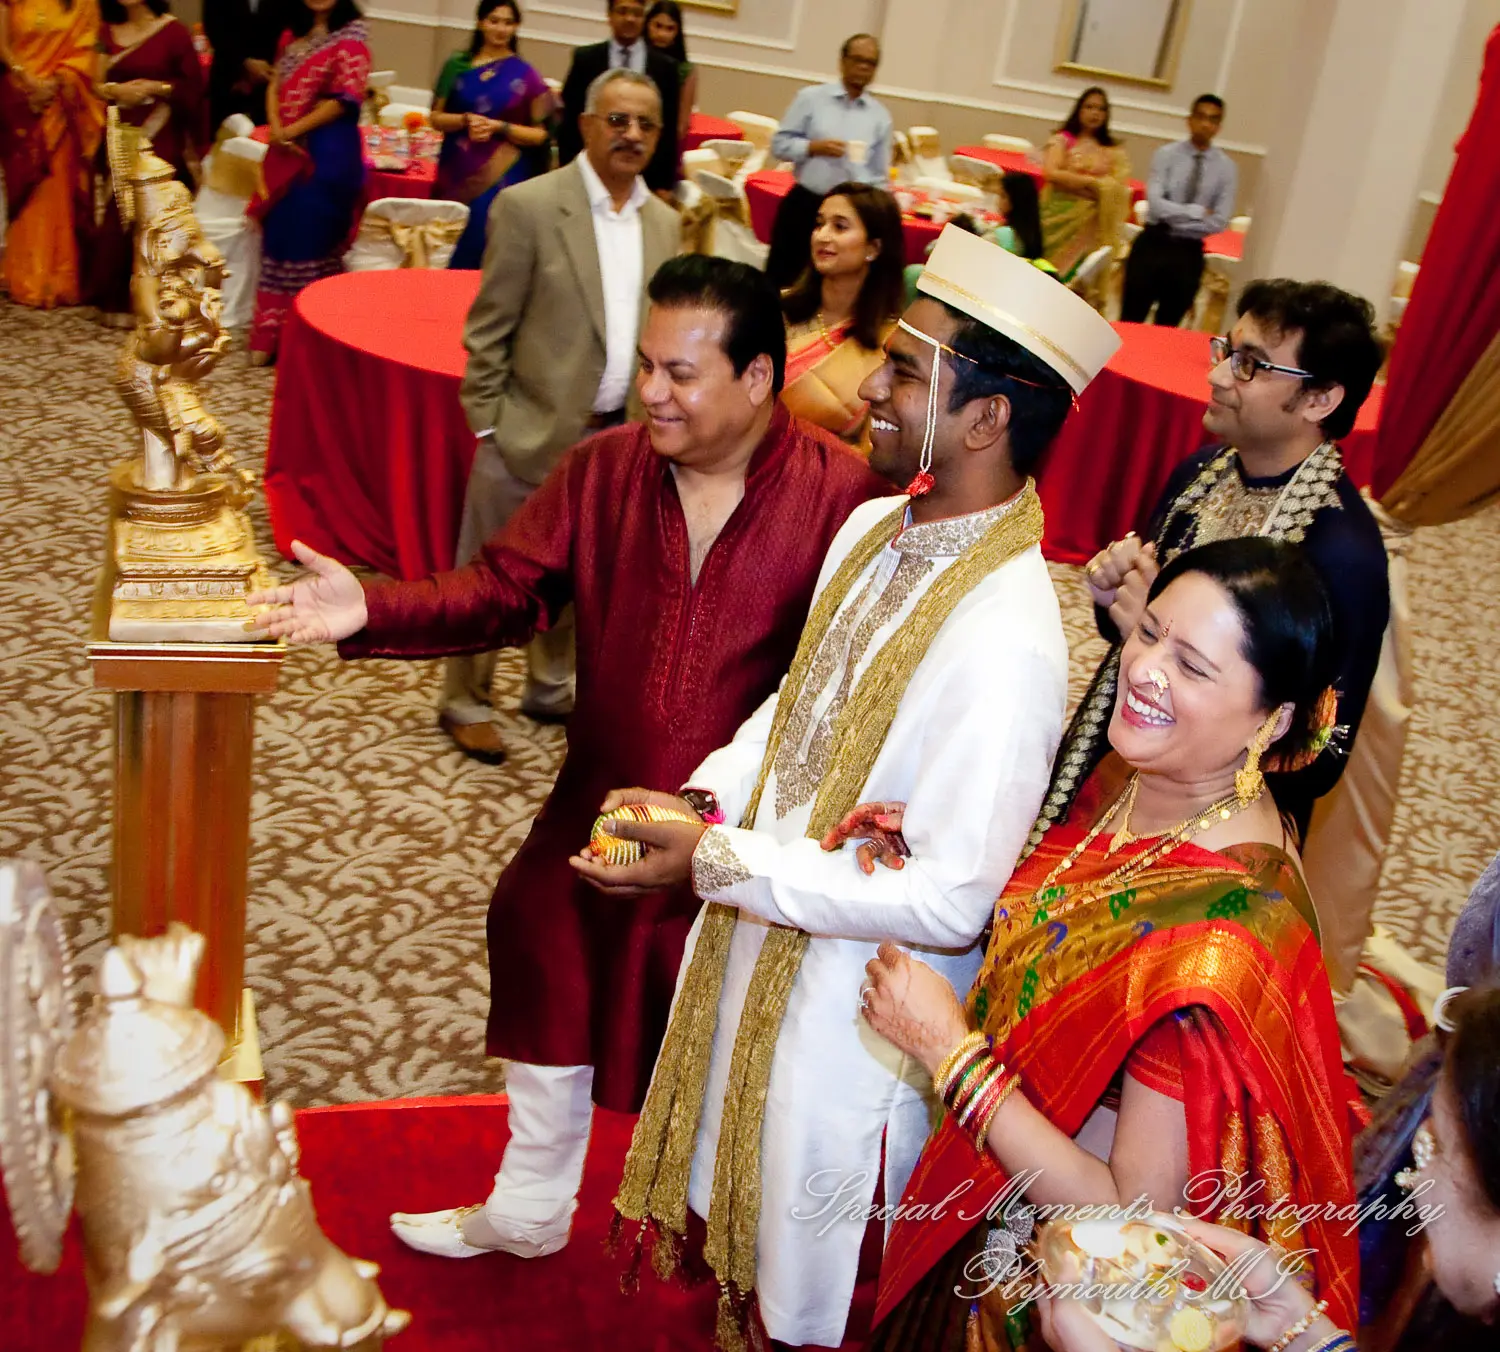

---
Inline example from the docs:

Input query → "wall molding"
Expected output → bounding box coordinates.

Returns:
[365,8,1267,156]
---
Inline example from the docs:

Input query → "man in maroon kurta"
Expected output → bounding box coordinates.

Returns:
[248,256,885,1260]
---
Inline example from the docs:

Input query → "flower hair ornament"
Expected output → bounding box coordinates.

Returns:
[1432,985,1469,1033]
[1265,685,1346,773]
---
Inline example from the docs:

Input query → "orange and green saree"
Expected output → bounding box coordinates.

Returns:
[872,760,1363,1351]
[1,0,105,308]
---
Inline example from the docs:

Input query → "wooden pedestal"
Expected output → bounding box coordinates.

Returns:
[86,631,284,1074]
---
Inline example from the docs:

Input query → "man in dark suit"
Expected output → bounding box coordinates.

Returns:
[558,0,680,196]
[204,0,290,128]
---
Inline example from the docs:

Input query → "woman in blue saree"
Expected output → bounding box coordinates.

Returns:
[430,0,552,270]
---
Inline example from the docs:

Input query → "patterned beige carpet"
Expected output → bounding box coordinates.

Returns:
[3,297,1498,1107]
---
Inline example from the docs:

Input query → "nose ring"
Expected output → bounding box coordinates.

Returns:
[1143,668,1168,696]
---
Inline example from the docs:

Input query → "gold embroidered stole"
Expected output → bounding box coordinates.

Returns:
[615,484,1046,1345]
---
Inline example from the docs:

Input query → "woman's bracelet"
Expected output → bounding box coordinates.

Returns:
[1299,1331,1356,1352]
[969,1071,1021,1148]
[1265,1299,1330,1352]
[932,1030,988,1099]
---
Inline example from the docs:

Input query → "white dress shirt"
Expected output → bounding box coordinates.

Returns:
[609,39,647,73]
[575,153,647,414]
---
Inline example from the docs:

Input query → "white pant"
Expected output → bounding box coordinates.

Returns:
[486,1062,595,1231]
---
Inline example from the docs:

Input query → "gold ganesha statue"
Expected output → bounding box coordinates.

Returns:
[0,861,409,1351]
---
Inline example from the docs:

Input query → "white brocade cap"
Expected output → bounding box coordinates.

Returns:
[915,225,1122,395]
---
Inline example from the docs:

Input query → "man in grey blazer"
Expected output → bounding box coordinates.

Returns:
[444,68,681,763]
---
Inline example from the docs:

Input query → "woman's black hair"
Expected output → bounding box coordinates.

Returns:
[780,182,906,351]
[1060,84,1116,146]
[1146,538,1338,767]
[289,0,364,37]
[644,0,688,65]
[1000,171,1044,259]
[1235,279,1383,442]
[100,0,170,21]
[1443,984,1500,1210]
[468,0,521,57]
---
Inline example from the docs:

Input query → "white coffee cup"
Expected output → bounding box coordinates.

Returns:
[846,139,869,166]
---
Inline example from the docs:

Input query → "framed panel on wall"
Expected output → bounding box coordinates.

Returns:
[1055,0,1193,90]
[681,0,740,11]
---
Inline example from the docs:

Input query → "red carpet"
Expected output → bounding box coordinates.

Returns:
[2,1095,727,1351]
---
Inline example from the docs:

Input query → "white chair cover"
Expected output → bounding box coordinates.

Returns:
[727,111,778,151]
[950,154,1002,204]
[194,135,268,329]
[982,133,1035,156]
[1069,244,1114,294]
[908,125,949,181]
[217,113,255,142]
[692,170,768,269]
[702,138,755,179]
[1228,214,1252,233]
[345,197,470,271]
[368,69,396,91]
[683,147,725,179]
[915,175,985,205]
[1133,198,1150,226]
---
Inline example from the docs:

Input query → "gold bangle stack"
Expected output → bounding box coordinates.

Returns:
[1266,1299,1330,1352]
[933,1030,1022,1152]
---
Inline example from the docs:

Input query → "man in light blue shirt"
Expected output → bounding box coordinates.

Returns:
[764,33,893,286]
[1121,93,1238,327]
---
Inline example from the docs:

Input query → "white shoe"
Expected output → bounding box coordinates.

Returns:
[388,1203,572,1259]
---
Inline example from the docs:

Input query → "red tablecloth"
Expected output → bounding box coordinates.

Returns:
[1036,323,1385,564]
[264,270,480,580]
[249,123,439,202]
[1204,230,1243,260]
[744,169,942,266]
[953,144,1147,206]
[682,111,744,153]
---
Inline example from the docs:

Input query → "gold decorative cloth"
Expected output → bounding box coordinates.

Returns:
[357,213,467,269]
[614,485,1047,1347]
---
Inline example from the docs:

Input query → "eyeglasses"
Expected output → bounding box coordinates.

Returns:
[1209,335,1314,383]
[590,111,661,135]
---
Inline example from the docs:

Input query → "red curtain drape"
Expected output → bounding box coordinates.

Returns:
[1370,23,1500,500]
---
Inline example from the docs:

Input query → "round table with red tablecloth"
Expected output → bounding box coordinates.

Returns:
[952,144,1147,207]
[682,111,744,153]
[1035,322,1386,564]
[264,269,481,580]
[744,169,945,266]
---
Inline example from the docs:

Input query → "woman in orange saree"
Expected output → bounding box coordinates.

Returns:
[833,538,1364,1352]
[1,0,105,308]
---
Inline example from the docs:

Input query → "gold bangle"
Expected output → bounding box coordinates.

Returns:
[970,1071,1022,1148]
[932,1030,988,1099]
[1266,1299,1330,1352]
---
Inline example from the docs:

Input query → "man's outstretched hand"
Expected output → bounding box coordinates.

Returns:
[246,540,369,643]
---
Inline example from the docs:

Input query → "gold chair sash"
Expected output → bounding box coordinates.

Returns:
[204,152,262,200]
[358,214,467,269]
[682,194,752,256]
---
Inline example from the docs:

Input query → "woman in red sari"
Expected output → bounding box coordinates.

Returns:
[832,537,1363,1351]
[0,0,104,308]
[88,0,207,317]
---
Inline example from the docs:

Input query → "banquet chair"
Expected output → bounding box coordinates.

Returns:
[366,69,396,119]
[194,135,267,329]
[950,154,1002,206]
[702,138,755,179]
[1228,214,1252,233]
[216,112,255,143]
[1187,253,1240,333]
[1133,198,1149,226]
[1068,244,1115,310]
[683,146,725,179]
[982,132,1035,156]
[344,198,469,271]
[890,130,917,184]
[727,111,779,173]
[908,126,949,181]
[692,170,768,269]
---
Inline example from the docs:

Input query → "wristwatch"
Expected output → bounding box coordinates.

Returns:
[680,788,725,825]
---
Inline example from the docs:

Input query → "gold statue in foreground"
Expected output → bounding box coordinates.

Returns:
[0,861,410,1350]
[105,113,270,641]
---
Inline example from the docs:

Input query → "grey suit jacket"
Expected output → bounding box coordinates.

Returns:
[459,159,681,485]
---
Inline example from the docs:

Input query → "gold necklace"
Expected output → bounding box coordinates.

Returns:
[1024,774,1257,924]
[1105,774,1140,854]
[814,309,839,349]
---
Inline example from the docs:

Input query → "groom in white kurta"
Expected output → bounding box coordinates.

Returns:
[572,229,1123,1348]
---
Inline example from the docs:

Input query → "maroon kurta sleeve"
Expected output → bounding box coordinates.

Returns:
[337,448,580,661]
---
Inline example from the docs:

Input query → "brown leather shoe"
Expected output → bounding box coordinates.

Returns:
[438,713,508,765]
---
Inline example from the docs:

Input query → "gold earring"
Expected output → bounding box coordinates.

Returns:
[1236,711,1281,806]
